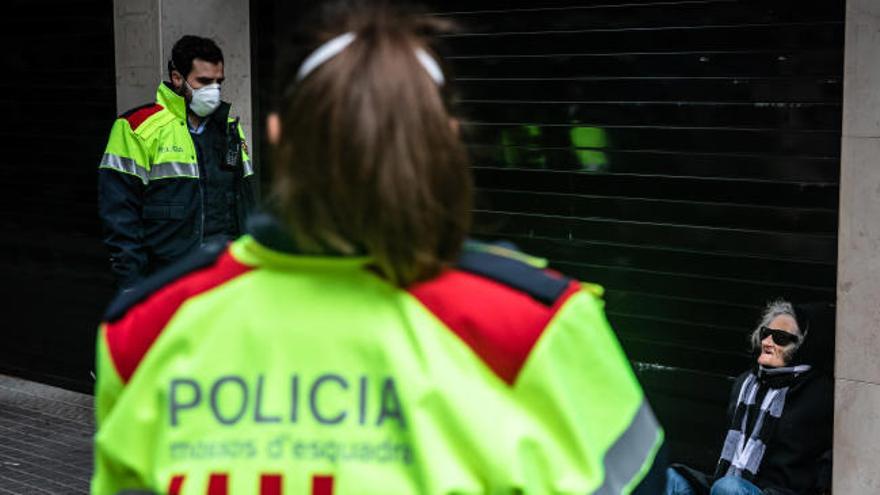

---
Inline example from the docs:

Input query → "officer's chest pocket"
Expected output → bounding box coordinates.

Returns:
[143,203,186,220]
[144,177,197,204]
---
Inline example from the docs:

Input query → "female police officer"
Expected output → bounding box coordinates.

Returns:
[92,4,666,494]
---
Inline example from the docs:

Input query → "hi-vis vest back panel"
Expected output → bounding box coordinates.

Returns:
[92,229,665,494]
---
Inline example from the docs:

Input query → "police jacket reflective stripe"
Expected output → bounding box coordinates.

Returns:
[92,216,665,494]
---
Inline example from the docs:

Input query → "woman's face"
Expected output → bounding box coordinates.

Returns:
[757,314,800,368]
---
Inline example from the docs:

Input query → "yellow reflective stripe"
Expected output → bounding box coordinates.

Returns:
[99,153,148,184]
[593,400,664,495]
[243,159,254,177]
[149,162,199,180]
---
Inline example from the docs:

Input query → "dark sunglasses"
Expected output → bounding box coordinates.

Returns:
[760,326,800,346]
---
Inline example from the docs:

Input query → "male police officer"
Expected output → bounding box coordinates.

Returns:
[98,35,256,289]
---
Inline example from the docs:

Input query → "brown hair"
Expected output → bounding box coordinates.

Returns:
[272,5,472,287]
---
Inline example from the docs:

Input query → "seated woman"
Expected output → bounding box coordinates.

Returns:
[666,300,834,495]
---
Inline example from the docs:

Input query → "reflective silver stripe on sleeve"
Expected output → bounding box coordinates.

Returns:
[149,161,199,180]
[592,400,663,495]
[243,159,254,177]
[99,153,148,184]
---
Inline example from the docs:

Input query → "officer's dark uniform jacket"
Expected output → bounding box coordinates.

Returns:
[98,82,256,288]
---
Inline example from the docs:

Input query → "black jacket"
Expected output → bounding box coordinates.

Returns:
[724,368,833,495]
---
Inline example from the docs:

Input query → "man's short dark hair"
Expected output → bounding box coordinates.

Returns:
[168,35,224,79]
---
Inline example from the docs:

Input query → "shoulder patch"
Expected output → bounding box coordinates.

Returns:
[103,243,252,383]
[119,102,156,118]
[120,103,164,131]
[409,268,580,385]
[457,241,572,306]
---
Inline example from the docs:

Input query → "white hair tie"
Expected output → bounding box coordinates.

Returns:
[296,31,445,85]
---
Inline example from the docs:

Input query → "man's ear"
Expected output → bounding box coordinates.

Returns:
[267,113,281,145]
[170,70,184,91]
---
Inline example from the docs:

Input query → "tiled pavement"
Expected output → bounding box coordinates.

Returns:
[0,374,93,494]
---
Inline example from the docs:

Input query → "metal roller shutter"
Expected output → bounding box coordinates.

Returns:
[253,0,842,467]
[432,0,842,467]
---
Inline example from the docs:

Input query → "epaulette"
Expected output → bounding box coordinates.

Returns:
[456,240,572,306]
[103,241,227,322]
[119,102,164,131]
[411,241,581,385]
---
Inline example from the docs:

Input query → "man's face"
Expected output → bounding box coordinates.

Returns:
[171,58,225,101]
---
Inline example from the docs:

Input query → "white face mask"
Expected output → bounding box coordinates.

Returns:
[185,81,221,117]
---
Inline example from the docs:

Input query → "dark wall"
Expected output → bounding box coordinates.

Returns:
[0,1,117,392]
[265,0,844,469]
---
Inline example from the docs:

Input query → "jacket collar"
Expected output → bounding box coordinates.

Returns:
[156,81,232,122]
[246,212,301,254]
[245,212,367,257]
[246,212,537,267]
[156,82,188,120]
[240,213,373,272]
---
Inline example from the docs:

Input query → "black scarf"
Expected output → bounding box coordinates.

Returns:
[714,364,811,481]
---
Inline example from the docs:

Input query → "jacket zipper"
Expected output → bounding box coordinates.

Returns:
[188,122,206,245]
[198,176,205,245]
